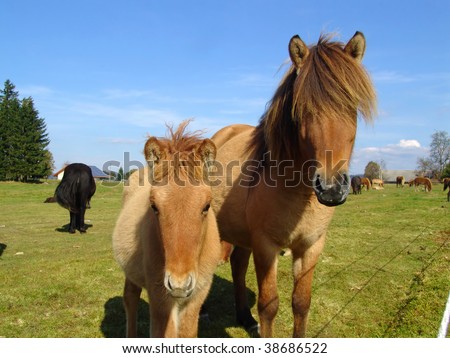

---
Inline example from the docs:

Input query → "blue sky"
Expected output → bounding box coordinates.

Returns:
[1,0,449,174]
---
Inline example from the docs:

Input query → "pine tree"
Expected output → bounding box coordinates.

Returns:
[19,97,51,179]
[0,80,53,181]
[0,80,21,180]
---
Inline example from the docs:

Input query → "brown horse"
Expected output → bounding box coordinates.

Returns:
[443,178,450,201]
[112,121,222,337]
[396,176,405,188]
[211,32,376,337]
[361,177,371,190]
[409,177,432,192]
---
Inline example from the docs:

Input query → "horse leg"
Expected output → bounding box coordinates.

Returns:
[178,271,216,338]
[252,240,279,338]
[291,235,326,338]
[178,289,210,337]
[123,278,142,338]
[78,206,87,233]
[149,300,178,337]
[230,246,258,331]
[69,211,76,234]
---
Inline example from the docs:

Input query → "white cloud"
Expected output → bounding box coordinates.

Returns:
[397,139,421,148]
[352,139,428,173]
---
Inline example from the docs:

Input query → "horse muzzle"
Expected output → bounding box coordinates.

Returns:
[164,272,196,299]
[312,172,350,207]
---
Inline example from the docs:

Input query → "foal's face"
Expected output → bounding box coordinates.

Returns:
[149,181,212,299]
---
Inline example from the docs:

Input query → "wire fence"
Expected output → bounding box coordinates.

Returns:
[312,216,449,338]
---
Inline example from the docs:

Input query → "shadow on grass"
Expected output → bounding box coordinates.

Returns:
[100,274,256,338]
[55,223,93,233]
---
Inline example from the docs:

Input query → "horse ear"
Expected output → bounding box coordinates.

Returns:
[196,139,217,173]
[344,31,366,62]
[289,35,309,70]
[144,137,165,168]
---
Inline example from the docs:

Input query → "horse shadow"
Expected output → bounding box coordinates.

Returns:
[0,243,7,257]
[55,223,93,233]
[100,274,256,338]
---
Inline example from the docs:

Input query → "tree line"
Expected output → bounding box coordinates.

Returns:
[0,80,53,181]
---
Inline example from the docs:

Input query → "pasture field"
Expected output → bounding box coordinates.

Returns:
[0,180,449,338]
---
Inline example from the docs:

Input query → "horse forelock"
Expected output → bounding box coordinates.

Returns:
[248,33,377,162]
[292,34,376,124]
[149,120,209,183]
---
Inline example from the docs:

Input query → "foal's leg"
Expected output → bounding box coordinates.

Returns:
[149,301,178,337]
[230,246,258,331]
[123,278,142,338]
[252,240,280,338]
[291,235,326,338]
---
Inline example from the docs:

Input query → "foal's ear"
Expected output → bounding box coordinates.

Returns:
[144,137,165,166]
[289,35,309,70]
[344,31,366,62]
[196,139,217,173]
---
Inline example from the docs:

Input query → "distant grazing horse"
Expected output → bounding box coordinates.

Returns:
[361,177,371,191]
[211,32,376,337]
[409,177,432,192]
[112,121,222,337]
[55,163,96,234]
[371,178,384,189]
[396,176,405,188]
[351,176,362,194]
[444,178,450,201]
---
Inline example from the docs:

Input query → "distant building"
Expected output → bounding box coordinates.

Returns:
[52,165,110,180]
[381,170,416,183]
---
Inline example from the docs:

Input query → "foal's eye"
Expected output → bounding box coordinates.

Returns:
[151,204,159,215]
[202,203,210,215]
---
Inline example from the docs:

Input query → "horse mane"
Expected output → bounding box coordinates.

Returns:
[248,33,377,162]
[148,120,208,183]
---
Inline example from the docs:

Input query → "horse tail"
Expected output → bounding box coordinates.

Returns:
[55,173,82,213]
[77,170,96,208]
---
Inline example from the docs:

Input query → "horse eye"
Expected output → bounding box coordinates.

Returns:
[151,204,159,215]
[202,203,210,215]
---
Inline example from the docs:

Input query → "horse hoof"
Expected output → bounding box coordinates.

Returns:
[69,229,76,234]
[237,310,259,334]
[247,323,260,337]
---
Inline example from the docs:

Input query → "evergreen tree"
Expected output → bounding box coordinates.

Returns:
[0,80,52,181]
[0,80,21,180]
[20,97,51,179]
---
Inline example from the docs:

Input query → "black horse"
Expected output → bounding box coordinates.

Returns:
[351,176,362,195]
[55,163,96,233]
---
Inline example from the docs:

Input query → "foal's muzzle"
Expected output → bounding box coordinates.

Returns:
[313,172,350,207]
[164,272,196,299]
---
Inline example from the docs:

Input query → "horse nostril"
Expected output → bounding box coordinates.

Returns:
[164,272,196,297]
[314,174,325,193]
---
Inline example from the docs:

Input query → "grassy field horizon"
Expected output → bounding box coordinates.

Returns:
[0,180,449,338]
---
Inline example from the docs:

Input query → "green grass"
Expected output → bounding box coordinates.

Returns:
[0,181,449,338]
